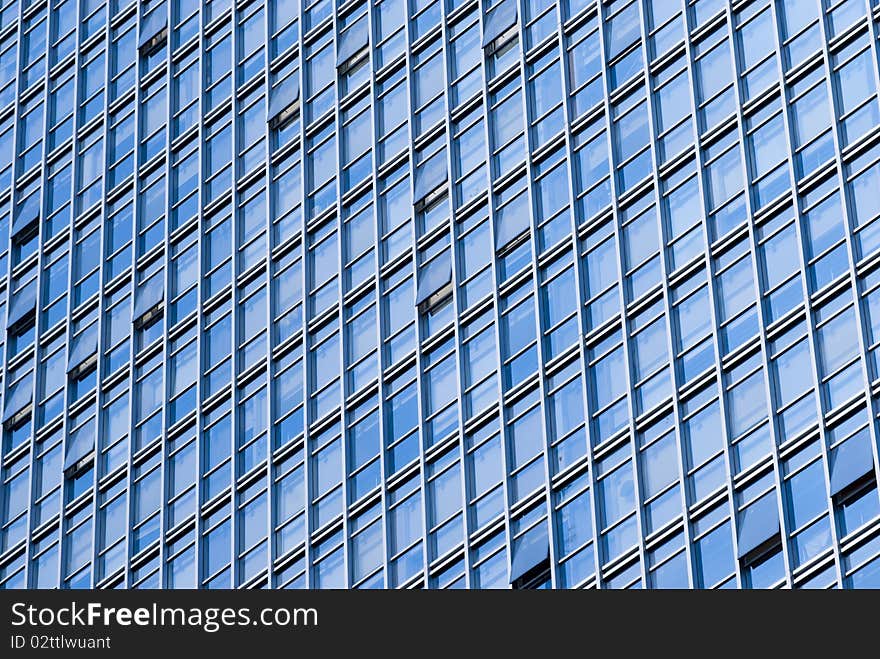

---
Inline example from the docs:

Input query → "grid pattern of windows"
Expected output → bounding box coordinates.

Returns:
[1,0,880,590]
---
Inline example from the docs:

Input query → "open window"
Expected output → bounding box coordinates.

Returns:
[68,322,98,401]
[413,153,448,212]
[336,17,369,75]
[738,492,784,588]
[494,190,531,252]
[2,378,33,429]
[836,475,880,537]
[415,253,453,314]
[830,432,875,499]
[482,0,518,55]
[510,522,550,589]
[67,323,99,380]
[132,273,164,329]
[64,424,96,502]
[494,188,532,278]
[7,281,37,331]
[63,424,96,476]
[267,74,301,130]
[831,432,879,536]
[10,194,39,244]
[7,282,37,356]
[138,9,168,56]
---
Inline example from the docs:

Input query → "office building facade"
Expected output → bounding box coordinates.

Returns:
[2,0,880,590]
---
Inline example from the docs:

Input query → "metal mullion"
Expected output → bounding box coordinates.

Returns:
[860,0,880,146]
[726,0,814,588]
[433,0,472,590]
[56,0,93,591]
[16,0,53,588]
[572,228,615,590]
[148,0,173,589]
[398,0,432,591]
[261,0,275,589]
[329,0,352,589]
[469,0,517,589]
[674,0,749,589]
[121,1,158,588]
[548,1,601,591]
[0,20,20,253]
[192,3,207,588]
[507,0,557,589]
[80,0,115,590]
[592,0,648,588]
[228,1,241,590]
[814,0,880,587]
[12,6,66,587]
[291,2,312,589]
